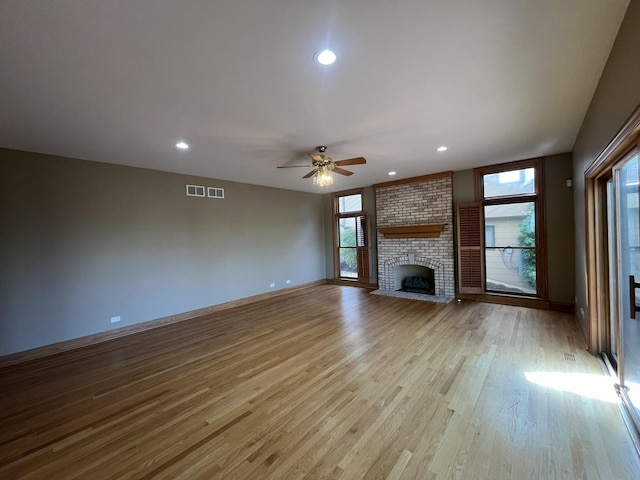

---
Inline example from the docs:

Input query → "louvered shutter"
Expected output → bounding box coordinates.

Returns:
[356,215,370,283]
[457,202,483,294]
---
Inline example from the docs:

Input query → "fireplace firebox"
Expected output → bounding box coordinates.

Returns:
[395,264,436,295]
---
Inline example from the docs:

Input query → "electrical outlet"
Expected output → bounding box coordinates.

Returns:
[110,316,121,324]
[270,283,275,288]
[286,279,291,284]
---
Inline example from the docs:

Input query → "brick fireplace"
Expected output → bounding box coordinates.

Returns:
[374,173,455,301]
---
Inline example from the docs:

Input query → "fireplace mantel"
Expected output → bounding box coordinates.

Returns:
[378,224,446,239]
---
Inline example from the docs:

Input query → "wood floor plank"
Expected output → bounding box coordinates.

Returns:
[1,285,638,479]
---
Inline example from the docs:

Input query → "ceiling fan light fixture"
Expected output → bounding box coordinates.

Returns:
[313,167,334,187]
[315,49,337,65]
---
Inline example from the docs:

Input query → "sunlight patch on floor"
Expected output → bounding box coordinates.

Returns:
[525,371,619,403]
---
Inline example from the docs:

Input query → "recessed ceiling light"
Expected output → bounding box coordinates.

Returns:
[315,49,337,65]
[436,146,448,152]
[388,171,397,176]
[176,142,189,150]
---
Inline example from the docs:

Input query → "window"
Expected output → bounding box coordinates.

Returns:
[338,193,362,213]
[333,189,370,282]
[482,168,535,198]
[476,158,546,298]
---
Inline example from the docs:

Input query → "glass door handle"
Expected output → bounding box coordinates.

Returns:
[629,275,640,319]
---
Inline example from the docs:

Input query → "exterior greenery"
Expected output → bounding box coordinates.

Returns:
[517,203,536,288]
[340,227,357,273]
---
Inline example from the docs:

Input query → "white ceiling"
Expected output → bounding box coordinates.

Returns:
[0,1,630,193]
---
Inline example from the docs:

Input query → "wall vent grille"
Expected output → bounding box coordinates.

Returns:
[186,184,205,197]
[208,187,225,199]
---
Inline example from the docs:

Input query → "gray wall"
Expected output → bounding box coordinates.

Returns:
[452,153,575,304]
[323,194,334,278]
[573,0,640,333]
[0,149,327,355]
[453,169,475,204]
[544,153,575,304]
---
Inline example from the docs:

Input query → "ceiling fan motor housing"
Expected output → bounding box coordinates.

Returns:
[277,145,365,179]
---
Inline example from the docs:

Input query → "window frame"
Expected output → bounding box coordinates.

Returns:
[474,157,548,299]
[332,188,369,282]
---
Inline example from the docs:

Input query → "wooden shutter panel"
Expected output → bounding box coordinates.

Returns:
[357,247,370,283]
[357,215,370,283]
[457,202,483,294]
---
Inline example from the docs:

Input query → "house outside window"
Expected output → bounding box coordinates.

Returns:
[485,225,496,247]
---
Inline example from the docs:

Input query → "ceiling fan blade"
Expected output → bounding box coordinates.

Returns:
[332,167,354,176]
[334,157,366,166]
[277,165,313,168]
[308,153,324,163]
[303,169,318,179]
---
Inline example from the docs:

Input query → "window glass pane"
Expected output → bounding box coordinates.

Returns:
[485,247,536,294]
[624,155,639,186]
[484,203,536,248]
[484,202,537,293]
[339,248,358,278]
[483,168,535,198]
[338,194,362,213]
[339,217,357,247]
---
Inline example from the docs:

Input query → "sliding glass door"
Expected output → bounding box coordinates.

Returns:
[610,150,640,430]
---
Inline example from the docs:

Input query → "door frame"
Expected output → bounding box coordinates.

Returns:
[585,105,640,353]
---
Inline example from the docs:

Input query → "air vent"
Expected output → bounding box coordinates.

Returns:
[186,184,205,197]
[208,187,225,199]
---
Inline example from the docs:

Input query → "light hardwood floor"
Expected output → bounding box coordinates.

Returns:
[1,285,638,479]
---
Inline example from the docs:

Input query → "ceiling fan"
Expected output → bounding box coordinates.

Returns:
[277,146,366,186]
